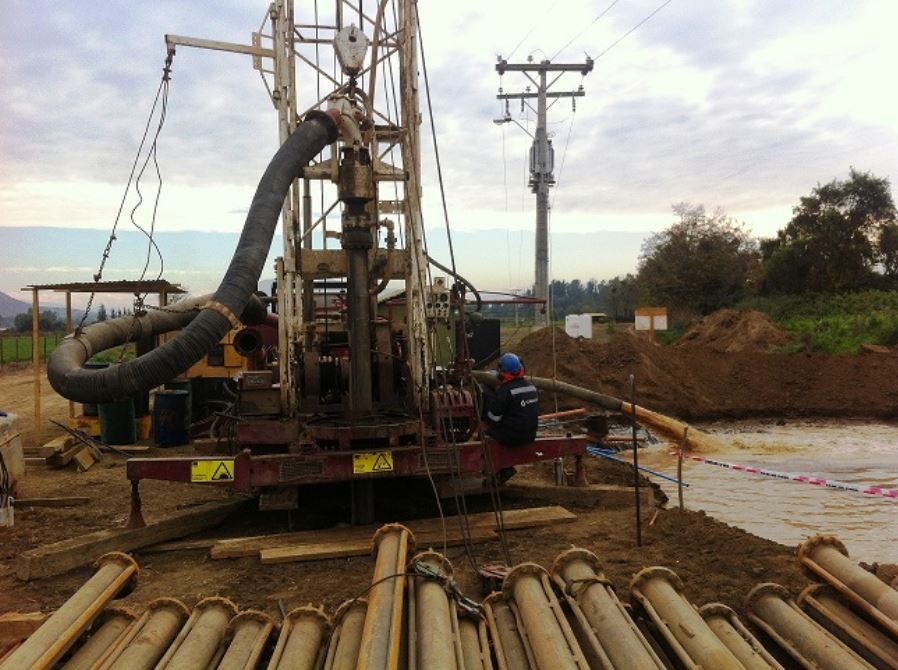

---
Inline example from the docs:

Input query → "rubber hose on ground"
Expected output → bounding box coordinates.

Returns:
[48,110,338,403]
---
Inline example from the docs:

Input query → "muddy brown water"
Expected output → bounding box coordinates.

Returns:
[632,419,898,563]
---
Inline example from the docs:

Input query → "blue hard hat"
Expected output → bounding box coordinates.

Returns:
[498,352,523,374]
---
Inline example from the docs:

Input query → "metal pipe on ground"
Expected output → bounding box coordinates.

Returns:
[357,523,414,670]
[266,605,331,670]
[218,611,275,670]
[502,563,590,670]
[629,567,744,670]
[797,583,898,670]
[455,608,493,670]
[408,551,457,670]
[100,597,190,670]
[799,535,898,638]
[59,607,138,670]
[551,548,666,669]
[323,599,368,670]
[482,593,535,670]
[155,597,238,670]
[0,552,138,670]
[471,371,721,452]
[698,603,784,670]
[745,583,876,670]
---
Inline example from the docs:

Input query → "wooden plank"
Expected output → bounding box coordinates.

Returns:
[260,527,496,565]
[211,506,574,560]
[0,612,48,644]
[105,445,150,454]
[46,441,87,468]
[137,538,219,554]
[73,447,97,472]
[16,498,249,581]
[502,483,656,509]
[14,497,90,508]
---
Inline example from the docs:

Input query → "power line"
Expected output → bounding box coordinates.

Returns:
[506,2,559,61]
[551,0,622,60]
[594,0,674,61]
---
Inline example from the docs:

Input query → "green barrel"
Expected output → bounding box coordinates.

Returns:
[98,398,136,445]
[153,390,190,447]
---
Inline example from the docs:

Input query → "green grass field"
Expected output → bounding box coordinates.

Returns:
[0,333,65,365]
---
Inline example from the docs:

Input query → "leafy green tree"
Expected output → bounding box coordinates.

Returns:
[96,304,108,322]
[636,203,760,315]
[14,308,66,332]
[761,169,898,293]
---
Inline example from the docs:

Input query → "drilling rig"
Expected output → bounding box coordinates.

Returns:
[47,0,590,525]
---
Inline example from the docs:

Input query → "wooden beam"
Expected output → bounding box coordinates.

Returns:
[210,506,575,560]
[32,289,40,447]
[259,527,496,565]
[14,497,90,508]
[65,290,74,419]
[16,498,249,580]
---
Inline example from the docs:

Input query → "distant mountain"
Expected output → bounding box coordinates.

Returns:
[0,290,87,328]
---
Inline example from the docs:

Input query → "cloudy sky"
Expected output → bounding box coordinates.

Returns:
[2,0,897,304]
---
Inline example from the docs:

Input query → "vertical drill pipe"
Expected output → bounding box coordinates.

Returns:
[698,603,784,670]
[409,551,457,670]
[482,593,535,670]
[629,567,744,670]
[797,584,898,670]
[799,535,898,637]
[101,598,190,670]
[324,600,368,670]
[347,247,374,414]
[218,611,275,670]
[356,524,414,670]
[0,552,138,670]
[59,607,137,670]
[155,597,238,670]
[551,549,665,669]
[267,606,331,670]
[502,563,589,670]
[745,583,876,670]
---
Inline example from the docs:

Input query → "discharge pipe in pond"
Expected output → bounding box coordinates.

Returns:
[48,110,339,404]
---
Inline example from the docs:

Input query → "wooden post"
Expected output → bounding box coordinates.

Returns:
[65,291,74,420]
[32,289,41,447]
[630,374,642,547]
[678,427,687,511]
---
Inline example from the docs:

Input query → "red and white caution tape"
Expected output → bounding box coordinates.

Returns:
[672,452,898,500]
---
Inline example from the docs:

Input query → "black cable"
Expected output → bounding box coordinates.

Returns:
[551,0,621,60]
[593,0,674,62]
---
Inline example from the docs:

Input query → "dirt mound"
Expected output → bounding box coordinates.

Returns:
[516,327,898,421]
[676,309,789,353]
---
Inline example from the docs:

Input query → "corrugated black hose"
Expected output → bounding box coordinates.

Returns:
[48,110,338,403]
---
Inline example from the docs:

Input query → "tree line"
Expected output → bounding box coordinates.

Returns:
[11,303,132,332]
[484,168,898,323]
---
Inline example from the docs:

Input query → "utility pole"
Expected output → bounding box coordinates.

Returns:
[495,55,593,326]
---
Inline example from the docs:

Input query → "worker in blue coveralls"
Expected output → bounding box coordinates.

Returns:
[481,352,539,447]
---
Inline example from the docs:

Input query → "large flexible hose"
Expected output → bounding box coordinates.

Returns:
[48,110,338,403]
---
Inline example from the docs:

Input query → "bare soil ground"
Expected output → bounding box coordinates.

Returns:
[518,327,898,420]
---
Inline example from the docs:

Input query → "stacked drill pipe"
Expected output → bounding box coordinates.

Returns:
[745,582,876,670]
[99,597,190,670]
[155,596,238,670]
[59,606,138,670]
[323,599,368,670]
[698,603,785,670]
[629,566,745,669]
[356,523,414,670]
[0,552,138,670]
[482,592,536,670]
[797,584,898,670]
[550,548,665,669]
[501,562,591,670]
[267,605,331,670]
[218,610,275,670]
[407,550,460,670]
[799,535,898,639]
[454,605,493,670]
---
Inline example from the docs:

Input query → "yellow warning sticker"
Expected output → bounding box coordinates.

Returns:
[352,451,394,474]
[191,459,235,483]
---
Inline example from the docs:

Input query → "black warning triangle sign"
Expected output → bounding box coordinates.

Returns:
[371,453,393,472]
[211,461,234,481]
